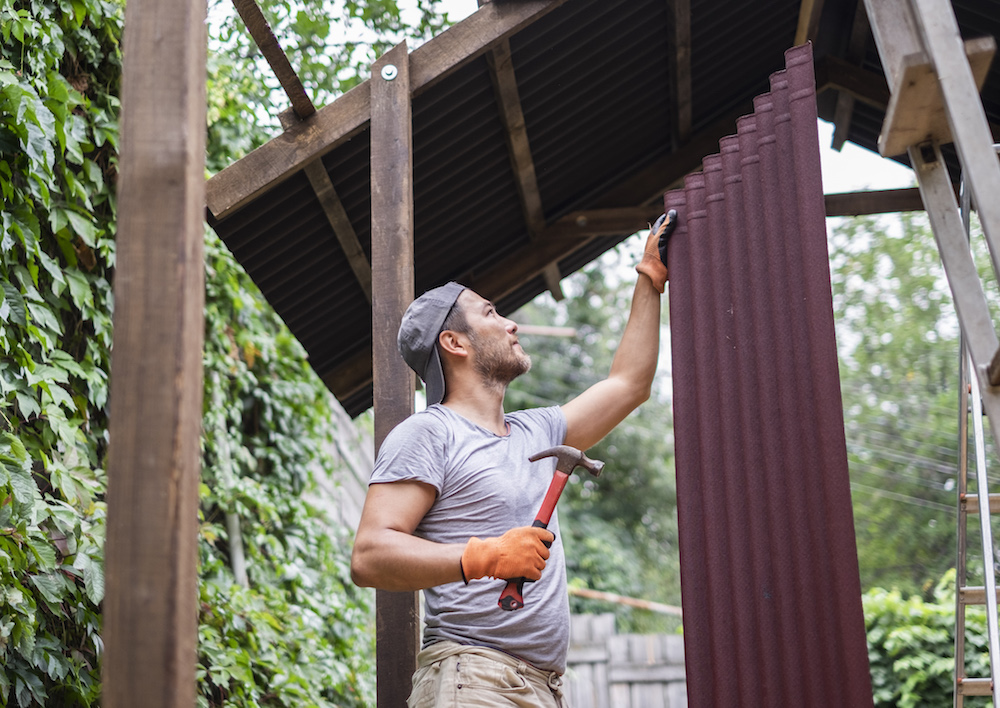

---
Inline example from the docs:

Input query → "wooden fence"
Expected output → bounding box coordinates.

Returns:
[566,614,687,708]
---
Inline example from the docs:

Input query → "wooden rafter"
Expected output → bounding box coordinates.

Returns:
[231,0,315,119]
[302,161,373,303]
[831,0,871,150]
[815,55,889,108]
[319,185,930,402]
[824,187,923,215]
[669,0,692,143]
[815,49,1000,146]
[206,0,569,221]
[486,38,564,300]
[794,0,825,46]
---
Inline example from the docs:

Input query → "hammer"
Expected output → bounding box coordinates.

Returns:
[498,444,605,611]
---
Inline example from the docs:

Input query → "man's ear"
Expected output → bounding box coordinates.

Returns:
[438,329,469,358]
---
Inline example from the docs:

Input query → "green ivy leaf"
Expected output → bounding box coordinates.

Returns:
[65,209,97,247]
[1,282,27,327]
[64,270,93,310]
[83,555,104,605]
[28,573,62,604]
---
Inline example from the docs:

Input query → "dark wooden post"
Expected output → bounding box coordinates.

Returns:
[102,0,206,704]
[370,41,421,708]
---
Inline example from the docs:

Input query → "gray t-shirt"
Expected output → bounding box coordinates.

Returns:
[370,403,570,673]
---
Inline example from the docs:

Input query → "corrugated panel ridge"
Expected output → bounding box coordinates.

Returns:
[667,43,873,707]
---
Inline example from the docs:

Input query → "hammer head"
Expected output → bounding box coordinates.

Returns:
[529,444,604,477]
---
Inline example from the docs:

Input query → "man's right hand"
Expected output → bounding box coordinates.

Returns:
[461,526,555,583]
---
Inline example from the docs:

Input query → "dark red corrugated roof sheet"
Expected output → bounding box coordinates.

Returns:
[667,43,873,707]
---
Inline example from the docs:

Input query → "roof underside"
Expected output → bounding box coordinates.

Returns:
[207,0,1000,417]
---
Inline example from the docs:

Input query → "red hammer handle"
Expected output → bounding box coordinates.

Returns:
[497,471,569,611]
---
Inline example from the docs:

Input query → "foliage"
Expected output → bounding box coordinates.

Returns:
[205,0,447,172]
[829,212,966,596]
[507,242,681,633]
[197,232,374,707]
[865,570,991,708]
[1,0,121,704]
[2,0,454,704]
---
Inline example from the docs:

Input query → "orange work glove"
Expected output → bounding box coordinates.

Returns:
[460,526,555,583]
[636,209,678,293]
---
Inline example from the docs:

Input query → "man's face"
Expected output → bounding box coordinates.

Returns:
[458,290,531,386]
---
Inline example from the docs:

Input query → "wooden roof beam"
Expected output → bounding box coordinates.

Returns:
[815,55,889,108]
[272,102,372,306]
[831,0,871,150]
[320,186,930,401]
[794,0,825,46]
[206,0,569,221]
[302,160,373,303]
[486,38,564,301]
[668,0,692,144]
[232,0,315,119]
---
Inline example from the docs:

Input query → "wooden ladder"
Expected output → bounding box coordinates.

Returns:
[861,0,1000,704]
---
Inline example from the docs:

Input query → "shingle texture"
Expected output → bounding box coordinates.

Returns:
[667,44,873,707]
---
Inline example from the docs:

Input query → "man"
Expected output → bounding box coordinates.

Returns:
[351,213,676,707]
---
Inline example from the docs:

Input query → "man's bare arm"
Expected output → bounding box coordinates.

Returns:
[561,273,661,451]
[351,480,465,591]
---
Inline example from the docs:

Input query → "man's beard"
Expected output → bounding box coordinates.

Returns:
[469,331,532,388]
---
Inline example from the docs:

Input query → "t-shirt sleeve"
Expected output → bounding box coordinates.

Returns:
[369,413,450,494]
[510,405,567,447]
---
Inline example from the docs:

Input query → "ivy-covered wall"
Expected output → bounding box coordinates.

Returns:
[1,1,373,706]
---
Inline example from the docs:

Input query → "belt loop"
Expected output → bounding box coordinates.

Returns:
[547,671,563,694]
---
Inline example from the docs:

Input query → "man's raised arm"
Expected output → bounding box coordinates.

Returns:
[562,212,676,450]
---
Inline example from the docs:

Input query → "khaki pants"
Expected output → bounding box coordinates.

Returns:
[407,641,568,708]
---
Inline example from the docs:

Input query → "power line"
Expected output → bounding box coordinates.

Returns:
[849,480,955,513]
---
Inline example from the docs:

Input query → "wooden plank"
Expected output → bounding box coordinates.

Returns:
[831,0,870,150]
[609,665,688,684]
[322,347,373,400]
[595,104,753,208]
[668,0,692,142]
[547,207,660,239]
[862,0,923,86]
[206,0,567,221]
[466,107,751,300]
[814,55,890,109]
[666,681,688,708]
[321,106,751,402]
[878,36,996,156]
[102,0,206,704]
[302,160,372,303]
[824,187,924,216]
[568,586,683,616]
[794,0,825,46]
[485,37,564,299]
[370,41,420,708]
[231,0,315,119]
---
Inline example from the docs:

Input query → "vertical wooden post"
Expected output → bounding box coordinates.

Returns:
[370,41,420,708]
[102,0,206,705]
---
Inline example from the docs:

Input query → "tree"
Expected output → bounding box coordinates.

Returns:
[828,210,995,597]
[205,0,446,173]
[506,242,681,633]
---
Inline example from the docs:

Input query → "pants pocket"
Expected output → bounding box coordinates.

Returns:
[407,659,445,708]
[456,653,530,696]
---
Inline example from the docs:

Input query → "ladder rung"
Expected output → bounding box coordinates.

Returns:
[961,493,1000,514]
[961,586,1000,605]
[958,677,994,695]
